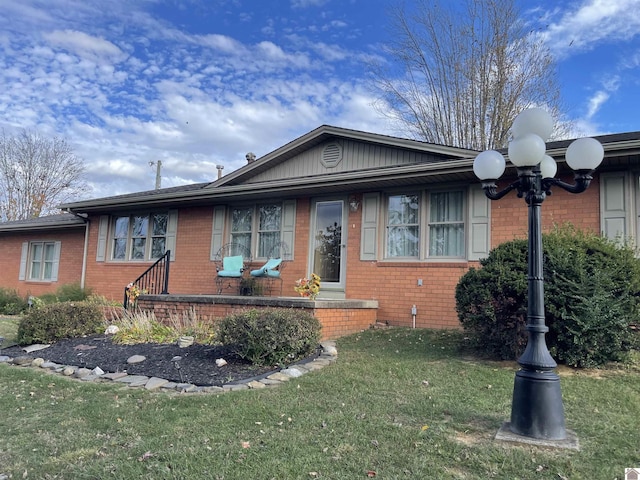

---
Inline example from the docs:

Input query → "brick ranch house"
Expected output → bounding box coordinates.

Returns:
[0,125,638,338]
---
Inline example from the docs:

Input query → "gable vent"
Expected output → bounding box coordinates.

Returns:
[321,143,343,168]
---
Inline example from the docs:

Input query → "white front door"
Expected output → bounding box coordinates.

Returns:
[310,199,347,297]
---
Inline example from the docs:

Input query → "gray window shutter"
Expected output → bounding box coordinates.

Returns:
[210,205,226,260]
[166,209,178,261]
[468,185,490,260]
[50,241,61,282]
[19,242,28,280]
[282,200,296,257]
[360,193,379,260]
[96,215,109,261]
[600,173,628,241]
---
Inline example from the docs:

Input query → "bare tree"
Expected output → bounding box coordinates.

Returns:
[372,0,565,150]
[0,130,87,221]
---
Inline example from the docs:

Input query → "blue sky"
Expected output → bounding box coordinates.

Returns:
[1,0,640,199]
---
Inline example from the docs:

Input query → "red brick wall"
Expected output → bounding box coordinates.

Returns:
[491,174,601,245]
[342,175,602,329]
[83,204,315,303]
[135,296,377,340]
[0,228,86,297]
[81,175,603,330]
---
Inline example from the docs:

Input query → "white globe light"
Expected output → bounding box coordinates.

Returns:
[540,155,557,179]
[508,133,546,167]
[473,150,506,180]
[511,108,554,141]
[566,137,604,171]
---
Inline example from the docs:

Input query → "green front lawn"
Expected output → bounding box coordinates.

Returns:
[0,328,638,479]
[0,315,19,347]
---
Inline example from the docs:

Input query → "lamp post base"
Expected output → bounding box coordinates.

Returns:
[510,369,566,440]
[495,422,580,450]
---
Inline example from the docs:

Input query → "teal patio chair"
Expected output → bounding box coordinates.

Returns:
[250,242,289,295]
[214,243,252,294]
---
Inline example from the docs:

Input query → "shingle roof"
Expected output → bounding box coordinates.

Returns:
[0,213,86,232]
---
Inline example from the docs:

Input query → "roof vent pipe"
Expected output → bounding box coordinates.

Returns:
[216,164,224,179]
[246,152,256,163]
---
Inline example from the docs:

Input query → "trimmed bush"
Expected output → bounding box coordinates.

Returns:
[0,288,28,315]
[37,283,91,305]
[456,226,640,367]
[217,308,322,366]
[16,301,105,345]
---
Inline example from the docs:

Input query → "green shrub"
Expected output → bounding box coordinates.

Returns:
[217,308,322,366]
[37,283,91,305]
[0,288,28,315]
[456,226,640,367]
[16,301,105,345]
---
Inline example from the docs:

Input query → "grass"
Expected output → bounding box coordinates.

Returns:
[0,324,638,479]
[0,315,19,347]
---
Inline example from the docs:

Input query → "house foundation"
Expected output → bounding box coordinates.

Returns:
[135,295,378,340]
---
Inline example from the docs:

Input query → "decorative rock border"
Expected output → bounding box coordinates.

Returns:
[0,341,338,394]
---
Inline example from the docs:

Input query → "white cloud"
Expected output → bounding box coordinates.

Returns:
[540,0,640,59]
[43,29,126,63]
[0,0,395,198]
[291,0,329,8]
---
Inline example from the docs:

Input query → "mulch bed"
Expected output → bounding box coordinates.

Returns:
[1,335,278,387]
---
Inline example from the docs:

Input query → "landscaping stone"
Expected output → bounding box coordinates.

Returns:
[259,378,283,386]
[127,355,146,364]
[75,368,92,378]
[266,372,291,382]
[0,342,338,395]
[320,342,338,356]
[102,372,128,380]
[22,344,50,353]
[223,383,249,391]
[116,375,149,386]
[280,367,304,378]
[145,377,169,390]
[176,383,197,392]
[12,356,33,366]
[202,386,225,393]
[31,358,45,367]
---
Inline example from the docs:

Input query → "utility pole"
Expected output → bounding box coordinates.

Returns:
[149,160,162,189]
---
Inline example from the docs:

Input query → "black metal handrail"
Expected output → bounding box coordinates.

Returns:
[123,250,171,309]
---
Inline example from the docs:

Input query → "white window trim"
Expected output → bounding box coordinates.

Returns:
[19,241,61,282]
[226,201,296,260]
[382,187,468,261]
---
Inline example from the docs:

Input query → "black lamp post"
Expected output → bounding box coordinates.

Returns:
[473,108,604,440]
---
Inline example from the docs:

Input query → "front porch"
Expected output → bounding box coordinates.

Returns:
[136,294,379,340]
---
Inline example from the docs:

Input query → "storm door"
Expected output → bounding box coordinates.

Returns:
[311,199,347,294]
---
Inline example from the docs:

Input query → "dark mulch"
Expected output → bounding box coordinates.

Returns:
[0,335,279,387]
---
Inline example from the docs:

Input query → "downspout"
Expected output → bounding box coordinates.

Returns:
[67,210,89,290]
[80,219,89,289]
